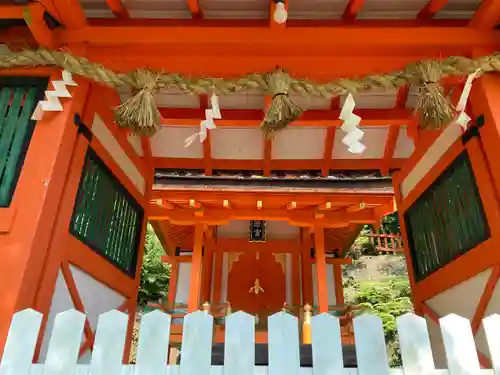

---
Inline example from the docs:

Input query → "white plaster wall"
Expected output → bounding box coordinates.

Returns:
[127,133,143,157]
[401,121,463,198]
[92,114,145,195]
[39,265,128,364]
[425,269,492,362]
[312,263,336,306]
[70,265,127,331]
[266,221,300,240]
[426,269,491,320]
[218,220,249,238]
[38,270,79,363]
[327,264,337,305]
[175,263,192,304]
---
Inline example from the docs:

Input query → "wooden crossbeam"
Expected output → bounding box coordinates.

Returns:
[160,108,412,126]
[56,25,498,50]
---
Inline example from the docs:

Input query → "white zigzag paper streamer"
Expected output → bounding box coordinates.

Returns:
[454,69,481,130]
[339,94,366,154]
[185,93,221,148]
[31,70,78,121]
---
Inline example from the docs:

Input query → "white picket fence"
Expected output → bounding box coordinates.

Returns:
[0,309,500,375]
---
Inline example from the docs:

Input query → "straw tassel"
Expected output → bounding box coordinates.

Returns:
[260,68,302,138]
[114,69,162,136]
[410,60,455,130]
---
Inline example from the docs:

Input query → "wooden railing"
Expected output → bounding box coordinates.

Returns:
[6,307,497,371]
[353,230,404,254]
[146,301,359,345]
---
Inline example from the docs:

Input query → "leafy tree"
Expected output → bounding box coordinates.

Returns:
[346,278,413,367]
[137,224,171,307]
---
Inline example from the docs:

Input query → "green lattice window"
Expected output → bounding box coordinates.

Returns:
[70,148,144,276]
[0,77,48,207]
[404,151,490,282]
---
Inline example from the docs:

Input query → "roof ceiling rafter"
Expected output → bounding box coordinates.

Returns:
[343,0,365,21]
[417,0,449,19]
[469,0,500,30]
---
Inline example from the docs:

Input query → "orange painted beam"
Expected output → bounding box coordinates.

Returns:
[322,128,336,176]
[86,17,469,28]
[417,0,449,19]
[343,0,364,21]
[105,0,129,18]
[148,206,379,227]
[55,26,499,53]
[381,126,400,176]
[161,108,412,126]
[150,190,395,207]
[470,0,500,30]
[24,3,57,48]
[206,238,301,253]
[153,156,407,171]
[52,0,86,29]
[263,140,272,177]
[0,5,25,19]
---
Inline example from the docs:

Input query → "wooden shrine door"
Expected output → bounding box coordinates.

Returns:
[227,251,286,320]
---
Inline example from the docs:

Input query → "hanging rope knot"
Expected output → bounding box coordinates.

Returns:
[272,92,288,99]
[408,60,454,130]
[114,69,163,136]
[260,68,303,138]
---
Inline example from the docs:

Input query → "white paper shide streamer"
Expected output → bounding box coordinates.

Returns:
[185,94,221,147]
[31,70,78,121]
[454,69,481,130]
[339,94,366,154]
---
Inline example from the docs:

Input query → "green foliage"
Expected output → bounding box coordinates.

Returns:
[353,235,377,255]
[381,212,400,234]
[348,278,413,367]
[137,224,171,307]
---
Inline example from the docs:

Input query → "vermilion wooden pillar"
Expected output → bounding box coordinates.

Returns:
[0,76,89,355]
[188,223,204,312]
[314,226,329,313]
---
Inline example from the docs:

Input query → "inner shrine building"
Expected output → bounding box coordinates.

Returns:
[0,0,500,369]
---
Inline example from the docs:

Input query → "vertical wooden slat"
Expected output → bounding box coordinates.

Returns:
[396,313,435,372]
[268,312,300,375]
[483,314,500,373]
[311,314,343,375]
[224,312,255,375]
[89,310,129,375]
[440,314,480,375]
[43,310,85,375]
[180,311,213,375]
[353,315,389,375]
[136,310,171,375]
[0,309,42,375]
